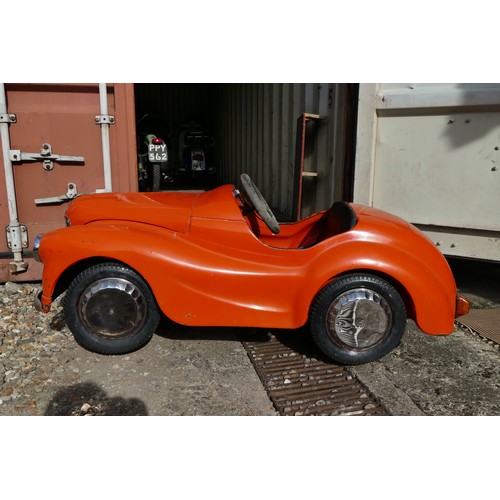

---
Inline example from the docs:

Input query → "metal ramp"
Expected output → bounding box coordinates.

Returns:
[456,308,500,345]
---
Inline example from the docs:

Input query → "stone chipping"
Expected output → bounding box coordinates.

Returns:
[0,282,83,415]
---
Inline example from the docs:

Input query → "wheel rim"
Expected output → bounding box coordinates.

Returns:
[326,288,393,350]
[78,277,147,338]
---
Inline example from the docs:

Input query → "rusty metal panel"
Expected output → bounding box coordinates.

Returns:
[0,83,137,282]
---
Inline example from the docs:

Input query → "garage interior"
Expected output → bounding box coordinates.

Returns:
[133,83,359,221]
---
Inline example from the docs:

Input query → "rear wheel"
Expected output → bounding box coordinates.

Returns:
[310,273,406,365]
[64,263,160,354]
[151,163,161,191]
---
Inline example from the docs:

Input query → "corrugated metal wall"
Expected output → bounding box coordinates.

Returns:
[135,83,216,128]
[214,83,354,219]
[134,83,356,220]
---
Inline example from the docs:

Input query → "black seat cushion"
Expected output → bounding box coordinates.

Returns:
[298,201,357,248]
[328,201,357,234]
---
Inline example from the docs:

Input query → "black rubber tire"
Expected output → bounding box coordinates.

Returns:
[240,173,280,234]
[64,263,160,355]
[309,273,406,365]
[151,163,161,192]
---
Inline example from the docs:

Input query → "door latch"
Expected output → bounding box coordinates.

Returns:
[35,182,79,205]
[9,143,84,171]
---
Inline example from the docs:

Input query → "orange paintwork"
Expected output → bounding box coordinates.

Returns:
[36,184,464,335]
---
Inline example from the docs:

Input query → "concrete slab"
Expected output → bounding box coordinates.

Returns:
[43,322,278,416]
[352,321,500,415]
[352,257,500,416]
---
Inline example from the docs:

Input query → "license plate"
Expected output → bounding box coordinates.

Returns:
[148,143,168,162]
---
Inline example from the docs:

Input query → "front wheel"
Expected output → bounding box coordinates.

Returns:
[64,263,160,354]
[309,273,407,365]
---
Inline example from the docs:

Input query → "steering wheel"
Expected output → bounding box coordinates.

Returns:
[240,174,280,234]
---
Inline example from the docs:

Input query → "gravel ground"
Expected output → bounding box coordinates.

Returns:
[0,281,276,416]
[0,282,83,415]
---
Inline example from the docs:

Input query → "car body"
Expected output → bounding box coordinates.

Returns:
[33,174,469,364]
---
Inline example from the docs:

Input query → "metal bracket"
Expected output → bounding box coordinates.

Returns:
[292,113,328,221]
[9,143,84,171]
[9,260,28,273]
[0,113,16,123]
[35,182,78,205]
[95,114,115,125]
[6,224,28,249]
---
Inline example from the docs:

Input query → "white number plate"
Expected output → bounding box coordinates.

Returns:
[148,144,168,162]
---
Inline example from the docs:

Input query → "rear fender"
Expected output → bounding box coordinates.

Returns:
[297,238,457,335]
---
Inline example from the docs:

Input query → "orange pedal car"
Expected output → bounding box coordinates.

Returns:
[33,174,469,365]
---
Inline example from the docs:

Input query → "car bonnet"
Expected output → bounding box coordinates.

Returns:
[65,191,200,233]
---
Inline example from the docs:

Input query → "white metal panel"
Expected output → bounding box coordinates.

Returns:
[372,110,500,231]
[354,83,500,260]
[377,83,500,110]
[353,83,379,205]
[416,225,500,261]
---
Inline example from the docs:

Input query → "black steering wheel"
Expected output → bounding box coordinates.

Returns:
[240,174,280,234]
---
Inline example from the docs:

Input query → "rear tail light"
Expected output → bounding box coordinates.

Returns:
[152,137,164,145]
[455,295,470,318]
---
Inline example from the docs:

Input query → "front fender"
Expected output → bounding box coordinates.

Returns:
[38,222,188,314]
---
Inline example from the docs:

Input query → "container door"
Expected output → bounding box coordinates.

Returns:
[0,83,137,282]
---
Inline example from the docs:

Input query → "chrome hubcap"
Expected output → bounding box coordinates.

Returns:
[78,278,146,337]
[326,288,392,350]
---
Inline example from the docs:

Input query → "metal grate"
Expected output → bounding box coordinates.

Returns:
[456,307,500,345]
[240,329,387,416]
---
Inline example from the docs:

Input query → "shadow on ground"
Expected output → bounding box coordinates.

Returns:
[449,257,500,306]
[156,313,330,362]
[44,382,148,416]
[237,325,334,363]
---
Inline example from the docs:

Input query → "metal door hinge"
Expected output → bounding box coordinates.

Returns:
[9,143,84,171]
[6,224,28,250]
[0,113,16,123]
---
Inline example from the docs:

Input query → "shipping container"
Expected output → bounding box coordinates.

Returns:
[1,83,356,282]
[354,83,500,262]
[0,83,137,282]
